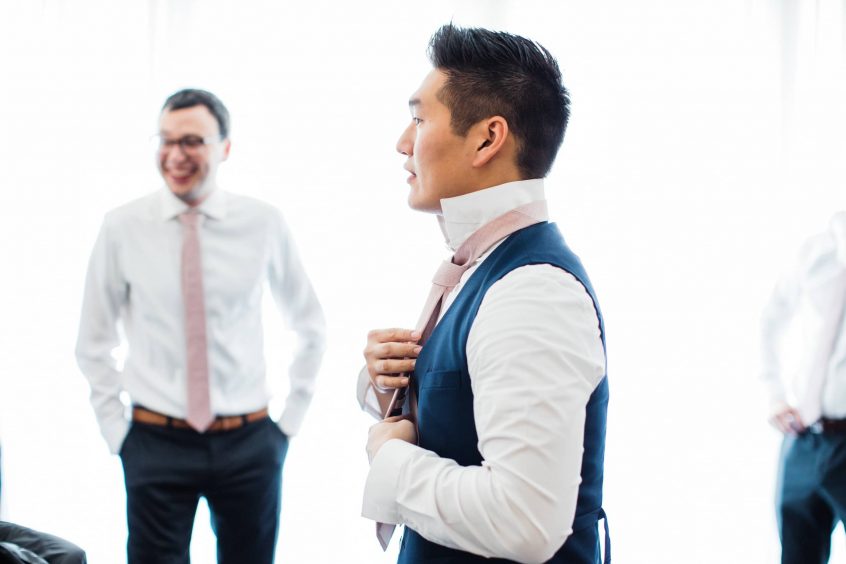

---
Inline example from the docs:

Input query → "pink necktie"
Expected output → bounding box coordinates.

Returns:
[180,210,214,432]
[376,200,548,551]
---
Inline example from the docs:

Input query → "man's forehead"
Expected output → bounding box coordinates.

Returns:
[407,84,425,108]
[159,105,218,134]
[408,69,446,108]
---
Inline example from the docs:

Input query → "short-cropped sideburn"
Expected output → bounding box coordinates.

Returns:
[427,24,570,180]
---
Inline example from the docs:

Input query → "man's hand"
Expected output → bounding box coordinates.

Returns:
[769,402,806,434]
[367,415,417,463]
[363,328,422,392]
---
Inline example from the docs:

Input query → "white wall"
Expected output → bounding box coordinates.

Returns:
[0,1,844,562]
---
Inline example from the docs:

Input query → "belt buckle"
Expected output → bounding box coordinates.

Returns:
[809,421,824,434]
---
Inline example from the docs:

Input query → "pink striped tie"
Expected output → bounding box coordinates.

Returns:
[375,200,548,550]
[418,200,548,345]
[180,210,214,432]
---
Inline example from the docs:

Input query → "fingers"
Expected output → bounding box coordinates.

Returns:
[372,416,417,441]
[372,375,409,390]
[363,330,421,360]
[770,413,792,434]
[366,415,417,462]
[787,409,806,433]
[363,328,423,385]
[382,414,414,423]
[769,405,806,434]
[769,412,790,434]
[377,341,423,360]
[365,348,418,380]
[367,328,422,345]
[374,358,417,375]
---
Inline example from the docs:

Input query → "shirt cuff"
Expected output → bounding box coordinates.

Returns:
[362,439,418,524]
[358,366,390,420]
[761,374,788,408]
[105,418,131,455]
[275,419,289,438]
[278,398,309,436]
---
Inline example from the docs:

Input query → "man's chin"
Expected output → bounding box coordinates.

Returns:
[167,183,202,203]
[407,189,442,214]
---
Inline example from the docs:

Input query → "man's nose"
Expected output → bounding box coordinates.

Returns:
[163,143,189,164]
[396,123,414,156]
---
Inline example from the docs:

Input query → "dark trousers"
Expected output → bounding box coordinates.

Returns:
[776,432,846,564]
[0,522,87,564]
[120,417,288,564]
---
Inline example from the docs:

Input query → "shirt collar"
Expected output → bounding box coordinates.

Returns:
[438,179,547,251]
[158,187,227,221]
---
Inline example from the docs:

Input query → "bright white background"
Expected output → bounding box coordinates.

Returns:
[0,1,845,562]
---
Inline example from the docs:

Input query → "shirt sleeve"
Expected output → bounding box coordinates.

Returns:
[75,217,130,454]
[760,260,803,408]
[267,211,327,436]
[357,365,394,420]
[362,264,605,563]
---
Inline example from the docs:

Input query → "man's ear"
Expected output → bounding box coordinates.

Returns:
[471,116,509,168]
[221,139,232,161]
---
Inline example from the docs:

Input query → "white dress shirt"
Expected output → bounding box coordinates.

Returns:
[761,211,846,419]
[76,188,326,454]
[360,180,606,563]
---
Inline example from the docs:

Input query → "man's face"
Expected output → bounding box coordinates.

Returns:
[157,105,229,204]
[396,69,477,213]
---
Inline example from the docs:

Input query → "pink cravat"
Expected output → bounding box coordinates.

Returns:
[375,200,548,551]
[180,210,214,432]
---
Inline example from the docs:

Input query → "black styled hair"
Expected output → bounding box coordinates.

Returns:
[161,89,230,139]
[428,24,570,179]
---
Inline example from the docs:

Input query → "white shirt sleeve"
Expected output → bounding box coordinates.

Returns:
[362,264,605,563]
[267,212,327,436]
[357,365,392,420]
[760,255,805,408]
[75,217,130,454]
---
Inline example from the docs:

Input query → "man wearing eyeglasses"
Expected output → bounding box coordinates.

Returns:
[75,89,326,564]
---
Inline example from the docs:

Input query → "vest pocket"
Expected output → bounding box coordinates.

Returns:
[419,369,462,390]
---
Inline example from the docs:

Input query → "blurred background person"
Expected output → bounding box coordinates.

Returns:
[761,212,846,563]
[75,89,326,564]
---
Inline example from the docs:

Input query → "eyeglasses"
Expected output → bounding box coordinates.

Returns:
[153,134,221,155]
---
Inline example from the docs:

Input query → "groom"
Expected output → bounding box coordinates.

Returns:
[358,24,610,563]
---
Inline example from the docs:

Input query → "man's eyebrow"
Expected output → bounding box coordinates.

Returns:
[408,98,421,108]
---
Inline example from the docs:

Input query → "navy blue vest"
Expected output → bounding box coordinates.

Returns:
[398,222,609,564]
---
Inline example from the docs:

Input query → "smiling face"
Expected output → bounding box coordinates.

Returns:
[395,69,480,213]
[157,105,230,205]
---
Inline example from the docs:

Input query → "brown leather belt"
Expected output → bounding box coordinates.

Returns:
[132,406,269,432]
